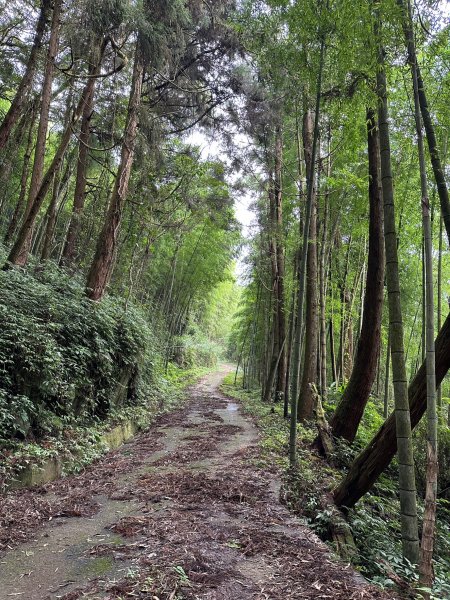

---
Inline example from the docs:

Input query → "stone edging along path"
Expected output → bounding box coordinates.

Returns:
[7,420,140,490]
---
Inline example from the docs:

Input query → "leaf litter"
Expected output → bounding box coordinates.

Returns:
[0,371,400,599]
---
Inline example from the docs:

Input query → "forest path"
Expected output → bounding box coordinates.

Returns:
[0,366,392,599]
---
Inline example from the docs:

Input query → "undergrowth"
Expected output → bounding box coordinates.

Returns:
[1,363,211,490]
[0,254,216,490]
[221,374,450,600]
[0,261,158,442]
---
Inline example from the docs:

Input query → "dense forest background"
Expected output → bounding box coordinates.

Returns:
[0,0,449,597]
[0,0,242,446]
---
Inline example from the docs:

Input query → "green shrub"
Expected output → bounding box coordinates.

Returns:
[172,328,221,368]
[0,262,159,443]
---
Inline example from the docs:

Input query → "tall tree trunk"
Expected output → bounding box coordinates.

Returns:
[263,171,280,403]
[329,316,337,384]
[5,72,93,268]
[284,260,298,418]
[0,103,33,217]
[86,43,144,301]
[334,312,450,509]
[297,203,317,422]
[375,342,381,398]
[41,171,61,261]
[384,329,391,419]
[61,40,106,266]
[41,152,73,260]
[319,247,327,400]
[356,259,365,346]
[421,240,426,362]
[289,35,325,465]
[338,291,345,383]
[40,88,76,260]
[330,109,384,442]
[0,0,51,150]
[406,0,438,583]
[329,259,338,387]
[274,125,287,404]
[4,0,63,267]
[298,109,318,422]
[4,101,38,244]
[342,252,365,378]
[397,0,450,246]
[25,0,62,222]
[318,132,331,402]
[375,10,419,564]
[290,110,306,403]
[437,214,443,410]
[337,238,352,383]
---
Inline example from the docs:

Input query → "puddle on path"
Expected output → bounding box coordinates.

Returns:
[0,364,385,600]
[0,365,247,600]
[0,496,136,599]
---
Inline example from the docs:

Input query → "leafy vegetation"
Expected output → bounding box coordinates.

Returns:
[0,256,154,441]
[222,374,450,598]
[0,0,449,595]
[0,247,237,489]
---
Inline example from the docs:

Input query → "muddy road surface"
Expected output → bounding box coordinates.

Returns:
[0,366,394,599]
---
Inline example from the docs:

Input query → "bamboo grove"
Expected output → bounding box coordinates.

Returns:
[228,0,450,588]
[0,0,241,349]
[0,0,449,594]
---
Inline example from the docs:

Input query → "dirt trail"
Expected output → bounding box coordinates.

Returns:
[0,366,394,599]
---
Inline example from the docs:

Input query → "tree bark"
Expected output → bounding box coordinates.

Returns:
[329,316,337,385]
[289,35,325,466]
[330,109,384,442]
[298,111,318,422]
[5,73,93,268]
[319,138,337,401]
[263,171,280,404]
[41,152,73,260]
[336,237,353,383]
[384,329,391,419]
[397,0,450,246]
[4,101,38,244]
[0,103,34,217]
[61,40,106,266]
[334,311,450,508]
[25,0,62,222]
[0,0,51,150]
[284,262,298,418]
[274,125,287,404]
[290,111,306,407]
[437,214,443,410]
[86,43,144,301]
[406,0,438,583]
[4,0,63,267]
[40,171,61,261]
[318,146,330,402]
[375,10,419,564]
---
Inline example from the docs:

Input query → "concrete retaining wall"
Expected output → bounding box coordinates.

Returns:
[7,420,139,491]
